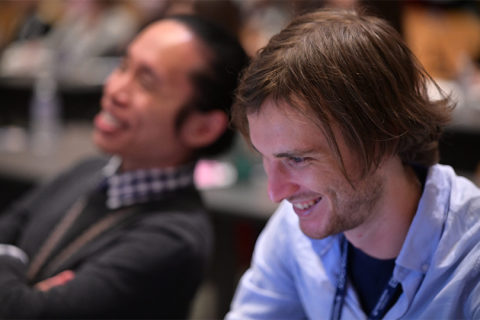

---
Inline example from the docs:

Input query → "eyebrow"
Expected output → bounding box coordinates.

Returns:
[123,51,162,84]
[250,142,317,158]
[273,149,316,158]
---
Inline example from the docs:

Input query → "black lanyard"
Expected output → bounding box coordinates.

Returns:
[330,237,401,320]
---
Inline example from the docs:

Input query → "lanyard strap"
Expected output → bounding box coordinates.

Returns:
[28,196,135,283]
[27,197,88,281]
[330,237,401,320]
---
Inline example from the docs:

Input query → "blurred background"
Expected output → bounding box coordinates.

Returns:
[0,0,479,318]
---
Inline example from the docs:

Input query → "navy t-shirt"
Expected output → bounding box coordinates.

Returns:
[347,243,402,314]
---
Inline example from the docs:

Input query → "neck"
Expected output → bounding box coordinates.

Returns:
[344,159,422,259]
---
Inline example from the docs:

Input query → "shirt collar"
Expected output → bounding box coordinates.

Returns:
[100,156,195,210]
[396,165,452,274]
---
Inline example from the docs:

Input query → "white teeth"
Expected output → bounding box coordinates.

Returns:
[293,198,320,210]
[103,111,120,127]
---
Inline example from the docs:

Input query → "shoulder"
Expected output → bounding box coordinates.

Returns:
[427,164,480,208]
[7,156,109,211]
[420,164,480,235]
[424,165,480,285]
[126,188,213,260]
[37,155,108,191]
[429,165,480,238]
[61,156,110,179]
[445,167,480,215]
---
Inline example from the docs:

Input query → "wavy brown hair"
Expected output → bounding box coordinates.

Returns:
[232,7,454,180]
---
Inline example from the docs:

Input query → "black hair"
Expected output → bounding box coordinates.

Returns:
[166,14,248,158]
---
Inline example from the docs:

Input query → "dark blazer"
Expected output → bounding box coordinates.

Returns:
[0,157,213,319]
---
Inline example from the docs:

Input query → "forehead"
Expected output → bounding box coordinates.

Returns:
[128,20,208,78]
[248,99,329,155]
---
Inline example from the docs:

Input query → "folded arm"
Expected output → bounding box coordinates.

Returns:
[0,216,207,319]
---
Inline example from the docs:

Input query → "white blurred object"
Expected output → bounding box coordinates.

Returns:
[29,53,62,157]
[194,160,238,190]
[0,40,50,78]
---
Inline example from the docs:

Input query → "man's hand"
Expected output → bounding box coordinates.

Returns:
[34,270,75,292]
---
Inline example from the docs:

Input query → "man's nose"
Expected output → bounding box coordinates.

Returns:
[105,72,131,106]
[264,160,298,203]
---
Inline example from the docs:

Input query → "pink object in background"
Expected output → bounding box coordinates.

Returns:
[194,160,237,189]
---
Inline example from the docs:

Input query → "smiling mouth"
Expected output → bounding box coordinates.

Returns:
[95,109,126,133]
[292,198,321,210]
[102,110,121,128]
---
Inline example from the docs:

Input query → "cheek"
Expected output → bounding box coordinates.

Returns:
[141,108,178,140]
[303,166,335,191]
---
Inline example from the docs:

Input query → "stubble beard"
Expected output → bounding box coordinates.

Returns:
[302,172,385,239]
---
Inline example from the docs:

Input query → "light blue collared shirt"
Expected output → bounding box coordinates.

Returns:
[227,164,480,319]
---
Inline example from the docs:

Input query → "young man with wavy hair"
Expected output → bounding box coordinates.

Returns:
[227,7,480,319]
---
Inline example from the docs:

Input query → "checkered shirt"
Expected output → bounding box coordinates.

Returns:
[99,157,195,210]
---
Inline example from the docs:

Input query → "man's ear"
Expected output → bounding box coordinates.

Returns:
[179,110,229,149]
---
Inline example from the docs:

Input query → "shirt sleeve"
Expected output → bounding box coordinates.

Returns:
[226,201,307,320]
[0,244,28,264]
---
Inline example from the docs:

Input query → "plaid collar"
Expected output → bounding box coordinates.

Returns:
[99,157,195,210]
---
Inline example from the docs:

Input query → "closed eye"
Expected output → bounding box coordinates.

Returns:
[288,156,311,168]
[138,72,156,91]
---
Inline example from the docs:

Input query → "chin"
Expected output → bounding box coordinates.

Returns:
[299,222,332,240]
[92,134,116,155]
[92,132,105,150]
